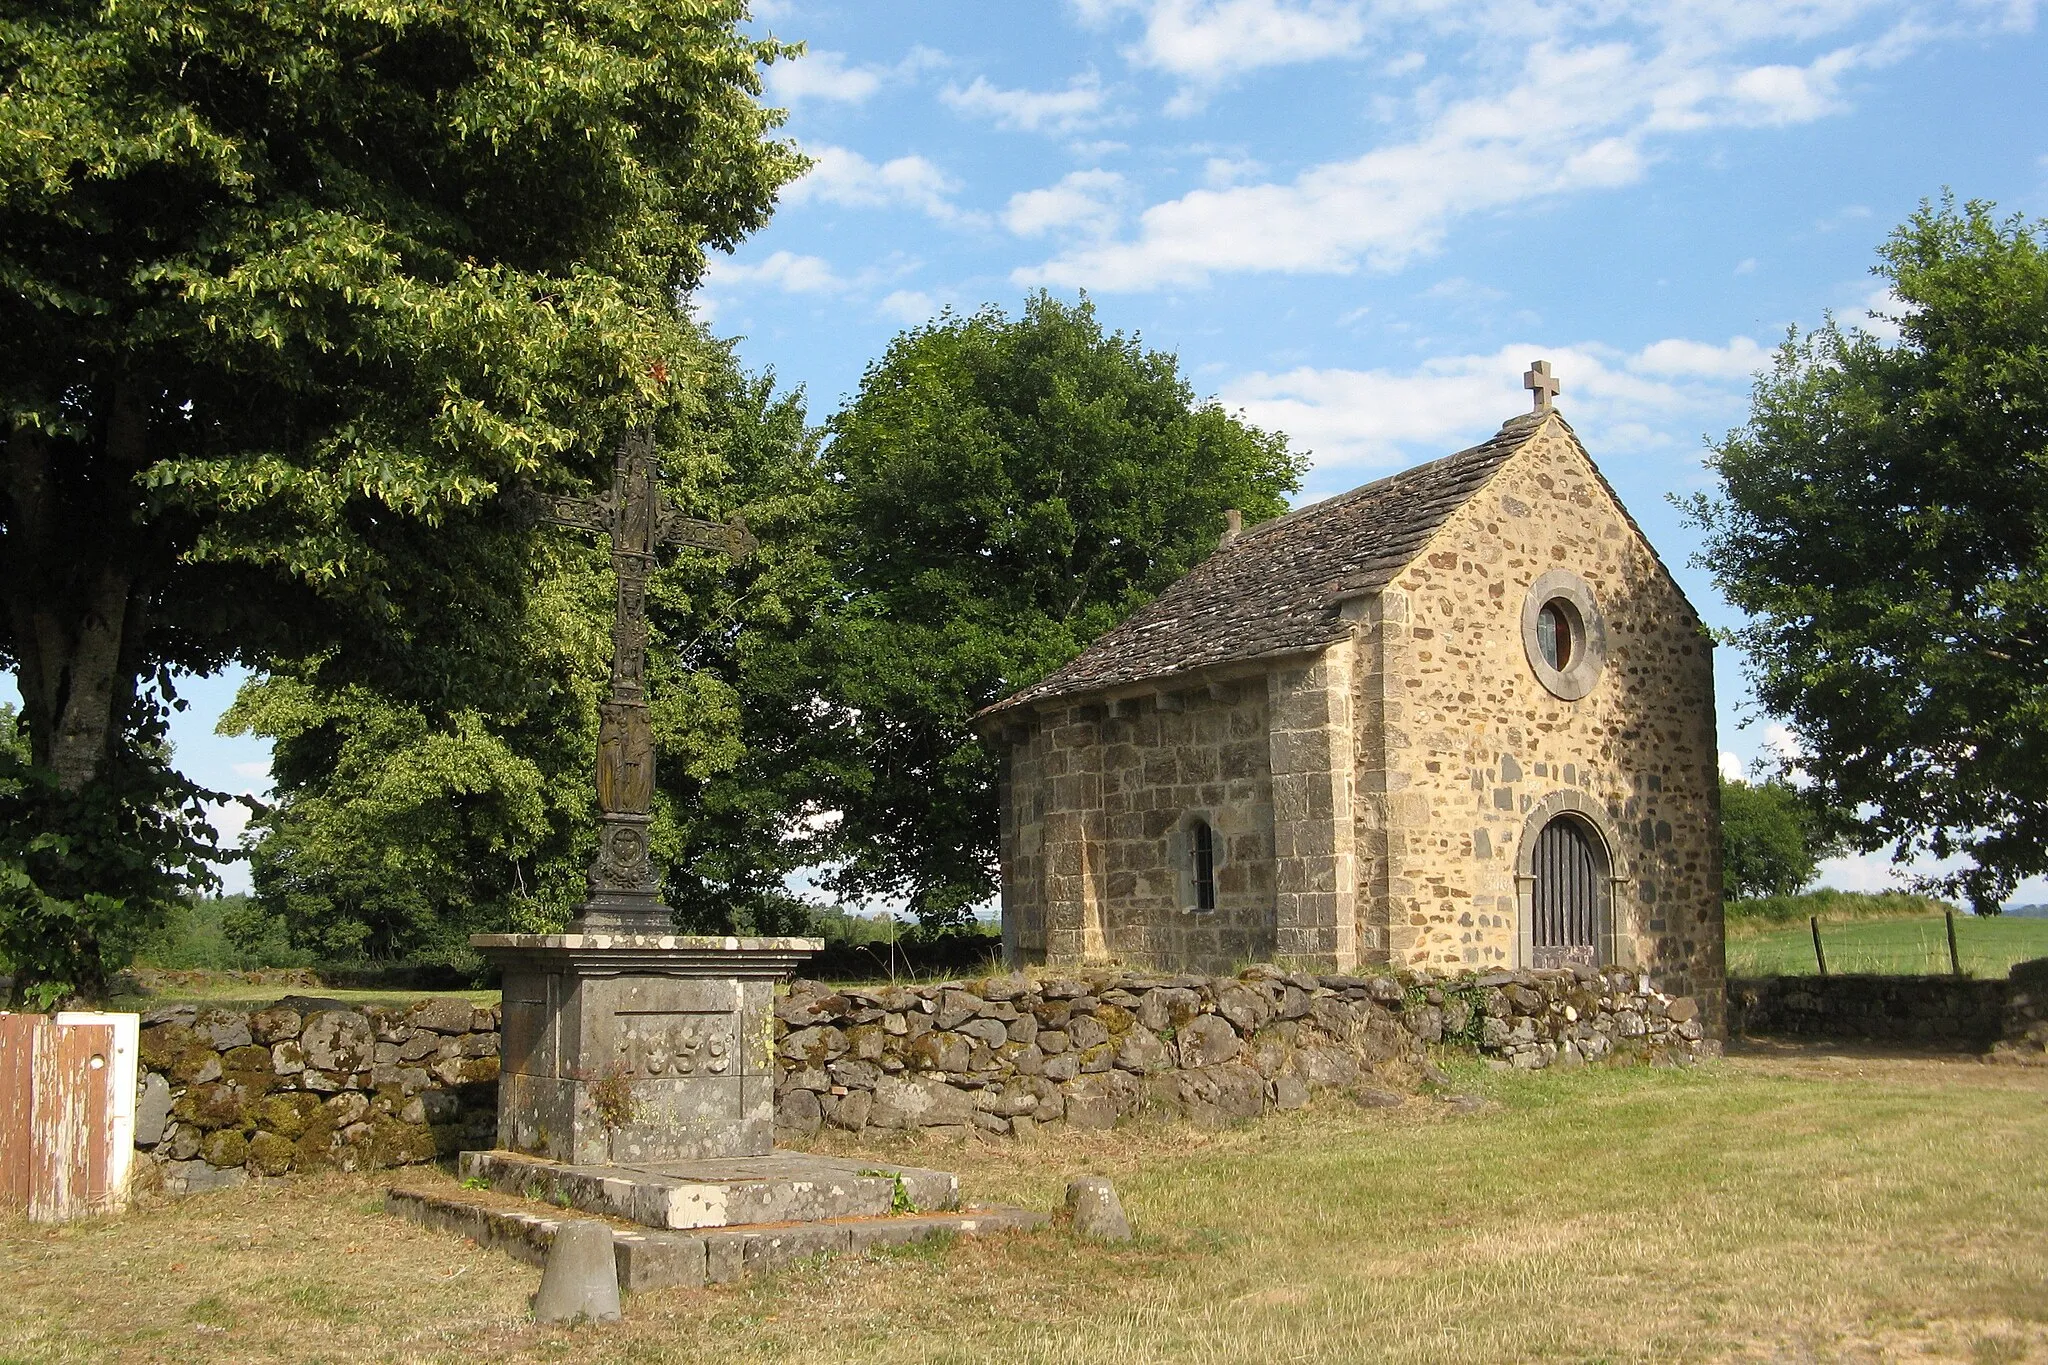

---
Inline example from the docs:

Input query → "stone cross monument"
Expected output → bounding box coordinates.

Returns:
[537,426,756,932]
[473,426,817,1168]
[1524,359,1561,413]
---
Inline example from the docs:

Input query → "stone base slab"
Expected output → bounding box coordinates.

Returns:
[458,1148,961,1231]
[384,1187,1044,1292]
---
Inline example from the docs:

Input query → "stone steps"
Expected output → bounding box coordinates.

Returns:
[457,1149,960,1230]
[385,1186,1045,1292]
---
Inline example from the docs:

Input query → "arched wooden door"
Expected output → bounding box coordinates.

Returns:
[1531,816,1604,968]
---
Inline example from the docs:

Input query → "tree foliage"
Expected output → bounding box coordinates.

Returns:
[0,0,801,996]
[816,293,1304,924]
[1720,777,1837,901]
[1690,197,2048,912]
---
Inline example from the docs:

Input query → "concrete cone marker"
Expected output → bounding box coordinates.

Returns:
[532,1220,622,1324]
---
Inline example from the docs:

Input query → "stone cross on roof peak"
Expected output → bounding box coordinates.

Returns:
[1523,359,1560,414]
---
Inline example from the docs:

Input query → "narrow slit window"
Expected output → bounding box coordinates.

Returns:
[1190,818,1217,912]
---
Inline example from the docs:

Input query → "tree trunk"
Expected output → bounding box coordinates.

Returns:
[2,390,148,794]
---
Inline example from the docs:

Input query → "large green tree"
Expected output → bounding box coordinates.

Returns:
[1720,777,1838,901]
[817,293,1304,924]
[1690,197,2048,912]
[0,0,803,999]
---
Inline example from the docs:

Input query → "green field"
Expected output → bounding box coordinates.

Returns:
[1726,912,2048,978]
[106,982,502,1012]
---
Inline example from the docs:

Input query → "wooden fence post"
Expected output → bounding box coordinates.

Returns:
[1946,910,1962,976]
[1810,916,1828,977]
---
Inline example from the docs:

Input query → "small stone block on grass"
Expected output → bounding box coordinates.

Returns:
[1064,1176,1132,1242]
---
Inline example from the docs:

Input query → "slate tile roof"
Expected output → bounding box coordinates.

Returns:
[980,412,1548,720]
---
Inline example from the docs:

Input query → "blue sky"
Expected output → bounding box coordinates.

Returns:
[9,0,2048,901]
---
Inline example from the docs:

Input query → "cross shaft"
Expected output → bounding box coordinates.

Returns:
[538,427,755,931]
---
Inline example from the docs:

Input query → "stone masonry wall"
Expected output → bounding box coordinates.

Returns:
[1004,683,1280,974]
[769,966,1712,1142]
[133,997,500,1193]
[1356,418,1725,1027]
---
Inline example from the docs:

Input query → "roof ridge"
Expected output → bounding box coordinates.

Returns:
[1224,410,1546,551]
[978,411,1553,722]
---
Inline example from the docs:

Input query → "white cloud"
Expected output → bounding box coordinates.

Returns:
[1719,751,1747,781]
[706,251,851,295]
[942,74,1109,133]
[765,45,949,105]
[1091,0,1373,82]
[1005,170,1129,238]
[205,798,253,848]
[781,145,978,226]
[1854,284,1905,341]
[1763,722,1805,762]
[1203,156,1263,187]
[1725,58,1850,123]
[1632,336,1773,379]
[1813,848,1915,893]
[1219,335,1767,476]
[878,290,940,324]
[1025,5,1999,290]
[767,50,883,104]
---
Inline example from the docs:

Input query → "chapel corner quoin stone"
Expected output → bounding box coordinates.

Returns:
[979,404,1727,1034]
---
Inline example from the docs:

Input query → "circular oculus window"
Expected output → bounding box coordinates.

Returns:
[1521,570,1606,700]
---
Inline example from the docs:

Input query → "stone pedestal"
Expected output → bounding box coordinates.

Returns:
[470,934,819,1166]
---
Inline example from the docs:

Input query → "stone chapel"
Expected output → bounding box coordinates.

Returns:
[975,375,1725,1020]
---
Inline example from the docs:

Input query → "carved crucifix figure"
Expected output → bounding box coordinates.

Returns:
[540,427,757,932]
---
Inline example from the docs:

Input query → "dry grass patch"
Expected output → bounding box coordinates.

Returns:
[1,1048,2043,1363]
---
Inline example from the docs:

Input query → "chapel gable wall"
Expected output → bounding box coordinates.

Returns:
[1353,419,1725,1027]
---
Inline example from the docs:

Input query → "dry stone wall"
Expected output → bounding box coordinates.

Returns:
[769,966,1712,1143]
[132,968,1715,1185]
[1729,959,2048,1063]
[1999,958,2048,1064]
[134,997,499,1192]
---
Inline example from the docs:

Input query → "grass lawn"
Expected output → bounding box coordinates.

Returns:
[2,1046,2043,1363]
[1726,913,2048,979]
